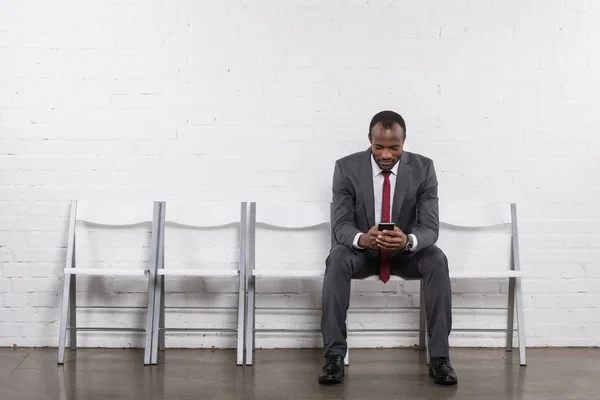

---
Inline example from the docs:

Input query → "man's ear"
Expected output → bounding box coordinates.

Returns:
[368,133,372,144]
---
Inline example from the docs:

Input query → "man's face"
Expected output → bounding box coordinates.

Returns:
[369,122,405,171]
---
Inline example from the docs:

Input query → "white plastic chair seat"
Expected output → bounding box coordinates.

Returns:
[252,270,325,278]
[449,270,525,279]
[63,268,149,276]
[157,269,239,277]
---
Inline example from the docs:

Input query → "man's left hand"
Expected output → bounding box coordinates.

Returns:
[376,226,407,250]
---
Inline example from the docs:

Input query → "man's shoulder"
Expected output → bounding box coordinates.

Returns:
[405,151,434,169]
[335,149,368,167]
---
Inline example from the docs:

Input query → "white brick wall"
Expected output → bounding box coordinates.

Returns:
[1,0,600,349]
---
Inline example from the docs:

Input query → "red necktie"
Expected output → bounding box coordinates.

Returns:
[380,171,391,283]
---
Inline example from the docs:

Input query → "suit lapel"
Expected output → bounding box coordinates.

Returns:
[392,153,412,224]
[359,150,375,228]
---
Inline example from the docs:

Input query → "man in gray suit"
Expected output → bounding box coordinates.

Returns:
[318,110,457,386]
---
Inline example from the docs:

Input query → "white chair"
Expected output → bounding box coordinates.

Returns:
[437,203,526,366]
[245,202,527,367]
[245,202,333,365]
[57,200,161,365]
[329,203,527,365]
[149,201,247,365]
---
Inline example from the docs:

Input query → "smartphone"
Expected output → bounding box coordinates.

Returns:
[378,223,395,232]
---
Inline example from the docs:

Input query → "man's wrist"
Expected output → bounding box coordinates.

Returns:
[352,232,364,249]
[405,234,417,251]
[357,233,367,248]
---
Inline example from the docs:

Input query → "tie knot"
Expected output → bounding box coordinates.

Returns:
[382,170,391,178]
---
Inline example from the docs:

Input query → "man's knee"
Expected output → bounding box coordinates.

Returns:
[419,245,449,276]
[325,244,355,277]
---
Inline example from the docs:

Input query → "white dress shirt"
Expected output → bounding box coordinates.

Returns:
[352,155,418,251]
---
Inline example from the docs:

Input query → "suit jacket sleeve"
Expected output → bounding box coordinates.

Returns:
[331,160,361,249]
[412,159,440,251]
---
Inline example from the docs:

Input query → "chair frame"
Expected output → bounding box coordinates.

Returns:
[149,201,247,365]
[57,200,161,365]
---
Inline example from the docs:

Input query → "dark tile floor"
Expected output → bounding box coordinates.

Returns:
[0,347,597,400]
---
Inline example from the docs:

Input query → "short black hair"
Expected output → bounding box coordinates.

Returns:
[368,110,406,137]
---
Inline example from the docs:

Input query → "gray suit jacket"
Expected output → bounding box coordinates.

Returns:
[331,148,439,253]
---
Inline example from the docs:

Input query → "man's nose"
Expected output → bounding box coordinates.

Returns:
[382,150,392,159]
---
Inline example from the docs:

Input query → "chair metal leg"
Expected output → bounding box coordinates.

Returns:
[69,275,77,350]
[143,273,156,365]
[419,280,426,351]
[506,277,516,352]
[515,277,527,366]
[159,277,165,352]
[345,315,349,366]
[143,262,159,365]
[236,202,248,366]
[510,204,526,366]
[151,275,163,365]
[145,200,162,365]
[236,272,245,366]
[57,273,72,364]
[252,290,256,353]
[245,275,255,365]
[344,350,349,366]
[59,201,77,365]
[246,202,256,365]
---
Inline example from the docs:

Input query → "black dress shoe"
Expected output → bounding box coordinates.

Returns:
[429,357,458,385]
[318,355,344,385]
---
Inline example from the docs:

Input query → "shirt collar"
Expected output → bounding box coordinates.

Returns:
[371,154,400,178]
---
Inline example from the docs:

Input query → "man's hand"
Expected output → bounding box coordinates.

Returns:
[376,226,407,250]
[357,225,382,250]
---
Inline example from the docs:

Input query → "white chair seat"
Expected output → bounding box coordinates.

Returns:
[63,268,149,276]
[157,269,239,277]
[253,270,324,278]
[449,270,525,279]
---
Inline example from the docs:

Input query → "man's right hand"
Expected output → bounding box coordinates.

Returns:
[357,225,381,250]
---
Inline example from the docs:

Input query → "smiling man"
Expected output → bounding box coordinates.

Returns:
[318,110,457,386]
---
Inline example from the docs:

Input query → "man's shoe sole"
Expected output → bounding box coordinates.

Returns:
[318,378,343,385]
[318,370,344,385]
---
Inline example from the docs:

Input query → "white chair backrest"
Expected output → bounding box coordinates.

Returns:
[254,202,330,228]
[165,201,242,227]
[251,202,331,273]
[440,203,512,228]
[73,201,157,270]
[163,202,244,271]
[76,201,155,226]
[437,203,515,275]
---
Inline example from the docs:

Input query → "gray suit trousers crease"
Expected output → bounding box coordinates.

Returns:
[321,243,452,358]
